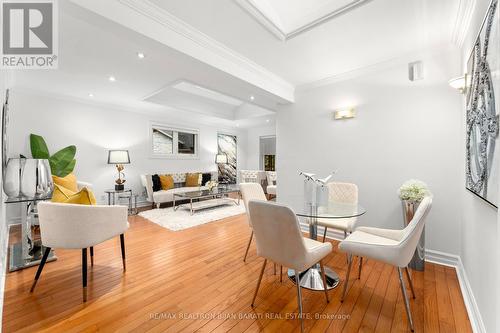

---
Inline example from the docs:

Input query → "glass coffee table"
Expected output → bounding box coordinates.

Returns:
[173,185,241,215]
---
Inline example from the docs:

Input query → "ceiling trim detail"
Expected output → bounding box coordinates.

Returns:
[70,0,295,102]
[235,0,373,41]
[451,0,476,48]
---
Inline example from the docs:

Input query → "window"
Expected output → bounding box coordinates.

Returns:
[151,124,198,158]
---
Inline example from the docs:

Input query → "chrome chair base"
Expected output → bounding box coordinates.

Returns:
[288,265,340,291]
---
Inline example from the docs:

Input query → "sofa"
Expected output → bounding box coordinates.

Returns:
[141,172,218,208]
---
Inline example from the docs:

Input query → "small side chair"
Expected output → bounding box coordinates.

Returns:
[30,202,129,302]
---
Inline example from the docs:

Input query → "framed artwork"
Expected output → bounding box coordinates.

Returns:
[217,133,237,184]
[466,0,500,208]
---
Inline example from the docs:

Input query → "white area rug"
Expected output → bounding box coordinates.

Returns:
[139,202,246,231]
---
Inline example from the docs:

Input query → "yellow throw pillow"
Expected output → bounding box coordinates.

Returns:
[185,173,200,187]
[159,174,174,190]
[51,184,96,205]
[53,173,78,192]
[64,187,96,205]
[51,184,75,203]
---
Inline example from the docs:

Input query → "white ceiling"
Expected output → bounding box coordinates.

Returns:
[7,1,280,128]
[151,0,461,85]
[4,0,463,129]
[235,0,372,40]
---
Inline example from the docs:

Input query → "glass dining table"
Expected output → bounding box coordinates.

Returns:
[279,197,366,291]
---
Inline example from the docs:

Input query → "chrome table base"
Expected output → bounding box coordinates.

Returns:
[9,241,57,272]
[288,265,340,291]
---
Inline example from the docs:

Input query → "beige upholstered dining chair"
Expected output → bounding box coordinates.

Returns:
[30,202,129,302]
[339,196,432,332]
[239,182,267,262]
[247,200,332,333]
[317,182,359,242]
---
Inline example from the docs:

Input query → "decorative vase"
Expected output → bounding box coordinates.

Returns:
[402,199,425,271]
[20,159,53,198]
[3,157,25,198]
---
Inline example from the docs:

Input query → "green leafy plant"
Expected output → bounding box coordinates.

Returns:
[30,134,76,177]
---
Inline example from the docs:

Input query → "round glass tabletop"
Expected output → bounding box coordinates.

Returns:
[278,196,366,219]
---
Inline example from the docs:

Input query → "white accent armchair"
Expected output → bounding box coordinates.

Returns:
[339,196,432,332]
[30,202,129,302]
[247,200,332,332]
[266,171,277,199]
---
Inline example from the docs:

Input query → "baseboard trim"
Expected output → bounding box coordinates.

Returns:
[426,249,486,333]
[299,222,485,333]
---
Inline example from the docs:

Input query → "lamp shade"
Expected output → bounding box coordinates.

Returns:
[108,150,130,164]
[215,153,228,164]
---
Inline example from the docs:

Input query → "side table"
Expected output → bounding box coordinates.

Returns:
[5,196,57,272]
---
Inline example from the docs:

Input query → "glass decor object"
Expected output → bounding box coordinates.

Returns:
[3,157,25,198]
[20,159,53,198]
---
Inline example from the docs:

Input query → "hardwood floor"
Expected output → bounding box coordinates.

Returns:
[2,213,472,332]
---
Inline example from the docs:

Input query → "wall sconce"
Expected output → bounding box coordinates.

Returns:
[333,108,356,120]
[449,75,467,94]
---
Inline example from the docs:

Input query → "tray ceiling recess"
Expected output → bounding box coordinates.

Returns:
[236,0,372,41]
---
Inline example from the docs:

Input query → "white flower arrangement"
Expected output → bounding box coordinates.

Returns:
[398,179,431,202]
[205,180,218,191]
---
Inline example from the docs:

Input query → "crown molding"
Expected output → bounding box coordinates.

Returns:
[69,0,294,103]
[452,0,477,48]
[235,0,373,41]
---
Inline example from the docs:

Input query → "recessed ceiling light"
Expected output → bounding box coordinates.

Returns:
[250,95,255,101]
[266,119,270,123]
[137,52,145,59]
[88,93,94,98]
[108,76,116,82]
[236,123,240,127]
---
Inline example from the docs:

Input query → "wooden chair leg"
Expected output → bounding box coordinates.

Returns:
[120,234,126,271]
[82,248,87,302]
[30,247,51,292]
[243,231,253,262]
[251,259,267,307]
[90,247,94,266]
[322,227,328,242]
[280,265,283,282]
[319,260,329,303]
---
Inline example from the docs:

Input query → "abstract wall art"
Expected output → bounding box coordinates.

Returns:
[466,0,500,208]
[217,133,237,184]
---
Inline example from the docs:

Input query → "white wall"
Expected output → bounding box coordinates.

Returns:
[7,90,247,211]
[276,48,463,256]
[460,0,499,331]
[246,125,275,170]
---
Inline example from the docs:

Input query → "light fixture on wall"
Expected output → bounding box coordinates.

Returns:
[448,75,467,94]
[333,108,356,120]
[108,150,130,191]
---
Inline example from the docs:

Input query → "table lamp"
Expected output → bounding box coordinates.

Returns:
[108,150,130,190]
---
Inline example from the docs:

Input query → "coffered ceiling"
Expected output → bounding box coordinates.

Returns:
[235,0,372,40]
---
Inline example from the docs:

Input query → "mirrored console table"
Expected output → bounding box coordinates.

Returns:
[5,196,57,272]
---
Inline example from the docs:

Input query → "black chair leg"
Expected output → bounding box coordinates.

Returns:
[90,247,94,266]
[82,248,87,302]
[30,247,51,292]
[120,234,126,271]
